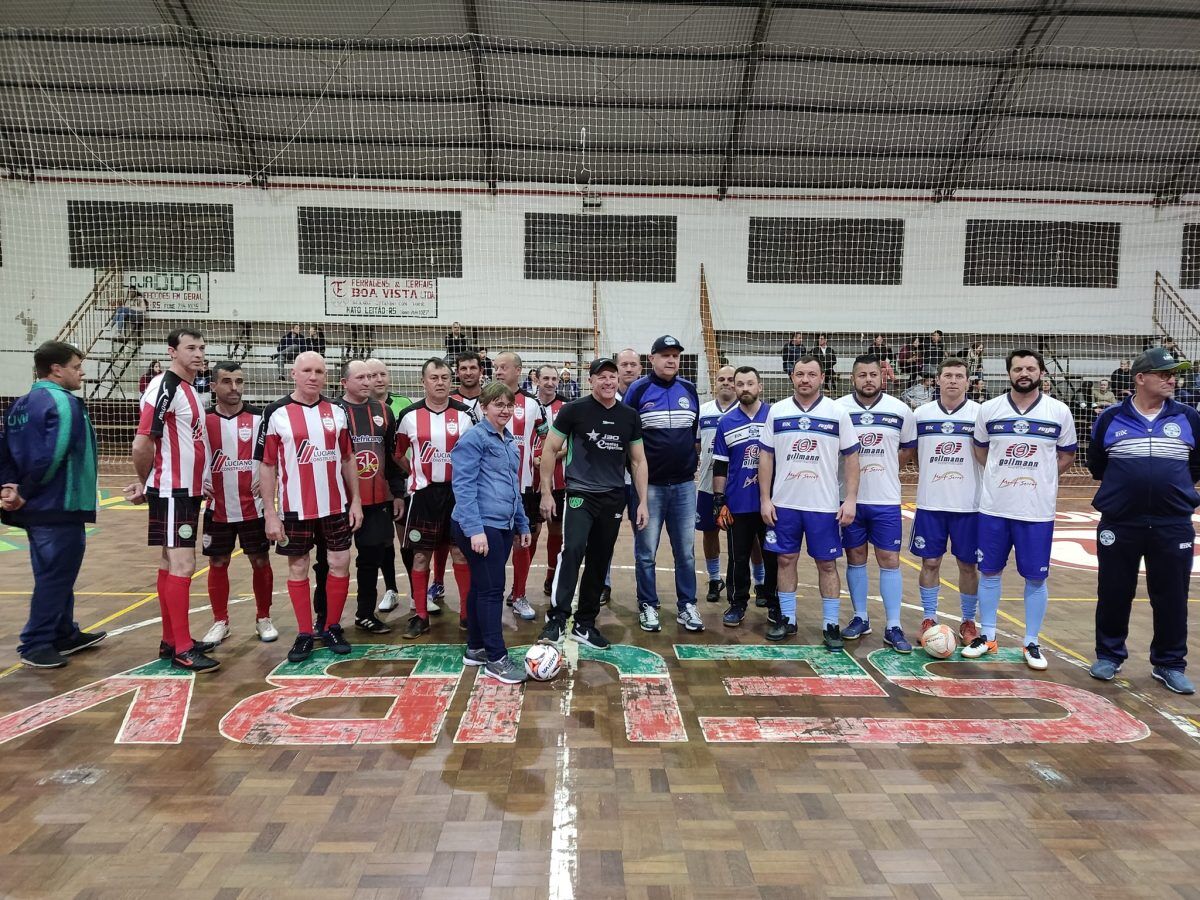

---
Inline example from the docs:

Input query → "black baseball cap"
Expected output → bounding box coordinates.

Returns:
[589,357,619,376]
[650,335,684,354]
[1131,347,1191,375]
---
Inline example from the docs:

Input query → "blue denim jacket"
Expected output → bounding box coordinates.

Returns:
[450,417,530,537]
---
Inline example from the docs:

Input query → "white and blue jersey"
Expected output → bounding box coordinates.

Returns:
[711,402,770,515]
[910,399,983,563]
[761,394,859,514]
[836,392,916,507]
[697,398,736,495]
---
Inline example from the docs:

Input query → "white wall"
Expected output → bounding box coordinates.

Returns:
[1,176,1196,391]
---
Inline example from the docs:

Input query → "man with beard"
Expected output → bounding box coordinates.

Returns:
[697,365,737,604]
[836,355,917,651]
[964,349,1076,670]
[452,351,485,419]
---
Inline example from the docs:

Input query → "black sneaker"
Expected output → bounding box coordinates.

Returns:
[765,621,797,642]
[823,623,844,652]
[54,631,107,655]
[539,619,565,644]
[314,617,326,634]
[543,575,554,597]
[171,646,220,673]
[159,639,216,659]
[320,624,352,655]
[706,579,725,603]
[20,646,67,668]
[288,633,315,663]
[766,607,781,627]
[599,586,611,606]
[754,584,770,608]
[570,623,610,650]
[723,606,745,627]
[403,615,430,639]
[354,615,392,635]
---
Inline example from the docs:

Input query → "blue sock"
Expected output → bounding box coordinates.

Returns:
[880,567,903,629]
[846,563,869,620]
[822,597,840,627]
[779,591,797,626]
[1023,579,1048,646]
[752,562,766,585]
[979,573,1002,641]
[706,557,721,580]
[919,585,940,618]
[960,593,979,621]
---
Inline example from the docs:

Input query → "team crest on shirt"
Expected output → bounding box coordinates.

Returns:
[514,406,525,420]
[1013,419,1030,435]
[678,396,690,409]
[446,420,459,435]
[322,415,336,432]
[373,415,385,427]
[860,412,874,426]
[1164,423,1182,438]
[797,416,811,431]
[940,421,955,434]
[238,425,253,442]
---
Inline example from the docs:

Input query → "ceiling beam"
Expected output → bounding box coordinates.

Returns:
[464,0,497,193]
[717,0,774,199]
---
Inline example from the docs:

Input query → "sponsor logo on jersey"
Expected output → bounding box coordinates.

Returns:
[211,449,256,474]
[418,442,452,465]
[1004,443,1038,459]
[932,471,963,482]
[784,469,819,481]
[935,441,962,455]
[790,438,818,453]
[999,476,1038,488]
[861,463,884,474]
[191,419,205,442]
[860,432,882,447]
[1164,422,1182,438]
[355,450,380,478]
[297,439,340,465]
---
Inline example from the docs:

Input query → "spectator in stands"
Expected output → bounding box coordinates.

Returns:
[274,323,304,381]
[113,286,147,343]
[901,371,935,409]
[1110,359,1133,397]
[967,376,987,403]
[304,325,326,358]
[445,322,471,362]
[1162,336,1189,363]
[811,333,837,382]
[559,364,580,400]
[960,340,985,377]
[926,330,946,370]
[227,322,252,362]
[342,323,373,362]
[193,363,212,398]
[521,366,537,395]
[896,335,924,381]
[477,347,494,381]
[139,360,162,395]
[864,334,893,363]
[1091,378,1118,415]
[781,332,807,374]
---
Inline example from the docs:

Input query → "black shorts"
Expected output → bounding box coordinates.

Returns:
[403,483,455,551]
[526,488,565,526]
[356,502,396,548]
[202,512,270,557]
[148,494,203,548]
[277,512,353,556]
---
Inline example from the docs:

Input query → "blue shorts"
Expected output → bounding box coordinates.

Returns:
[841,503,902,551]
[909,509,979,564]
[978,513,1053,580]
[764,507,843,560]
[695,491,717,532]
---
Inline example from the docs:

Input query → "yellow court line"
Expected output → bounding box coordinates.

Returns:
[897,555,1091,664]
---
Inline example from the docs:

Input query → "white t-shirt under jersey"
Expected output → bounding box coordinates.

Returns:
[974,392,1078,522]
[760,394,859,514]
[914,398,982,513]
[836,392,915,506]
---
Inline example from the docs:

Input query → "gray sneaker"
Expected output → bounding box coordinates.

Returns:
[639,605,661,632]
[1152,666,1195,695]
[511,596,536,621]
[463,647,487,667]
[1089,658,1121,681]
[676,602,704,632]
[484,655,528,684]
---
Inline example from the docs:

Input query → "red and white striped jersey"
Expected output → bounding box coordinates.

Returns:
[508,391,546,491]
[532,394,566,491]
[137,371,209,498]
[255,396,352,521]
[205,406,263,523]
[394,400,474,492]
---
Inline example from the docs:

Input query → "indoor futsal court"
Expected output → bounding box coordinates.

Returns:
[3,0,1200,897]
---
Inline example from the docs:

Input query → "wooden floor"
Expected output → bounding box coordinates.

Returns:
[1,474,1199,898]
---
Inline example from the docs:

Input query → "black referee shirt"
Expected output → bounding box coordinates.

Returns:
[550,396,642,493]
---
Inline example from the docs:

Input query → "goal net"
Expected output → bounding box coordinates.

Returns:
[1,2,1198,470]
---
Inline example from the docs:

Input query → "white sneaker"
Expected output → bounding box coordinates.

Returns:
[1023,642,1049,671]
[676,603,705,633]
[639,606,661,632]
[256,617,279,642]
[428,597,442,615]
[511,596,536,621]
[378,590,398,613]
[201,620,230,644]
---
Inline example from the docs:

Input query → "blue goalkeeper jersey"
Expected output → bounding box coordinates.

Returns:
[711,403,770,515]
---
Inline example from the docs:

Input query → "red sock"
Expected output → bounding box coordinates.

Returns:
[252,564,273,618]
[288,579,314,634]
[410,567,429,618]
[164,574,194,655]
[453,563,471,623]
[207,565,230,622]
[433,544,449,584]
[325,574,350,628]
[512,545,531,597]
[546,533,563,576]
[157,569,172,643]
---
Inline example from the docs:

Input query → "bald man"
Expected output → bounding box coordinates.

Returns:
[697,365,737,603]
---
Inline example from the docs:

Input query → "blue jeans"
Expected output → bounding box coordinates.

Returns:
[634,482,697,612]
[19,522,86,655]
[452,522,514,663]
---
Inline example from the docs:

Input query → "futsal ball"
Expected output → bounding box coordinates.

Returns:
[922,624,958,659]
[524,644,564,681]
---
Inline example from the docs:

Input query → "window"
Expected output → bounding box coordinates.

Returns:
[524,214,676,282]
[1182,224,1200,290]
[964,220,1120,288]
[298,207,462,278]
[68,201,234,271]
[748,217,904,285]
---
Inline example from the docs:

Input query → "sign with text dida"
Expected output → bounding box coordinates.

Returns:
[324,276,437,318]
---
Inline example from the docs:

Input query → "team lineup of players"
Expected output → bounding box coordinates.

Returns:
[130,326,1075,676]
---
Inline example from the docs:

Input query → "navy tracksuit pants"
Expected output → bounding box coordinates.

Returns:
[1095,519,1193,670]
[19,522,86,655]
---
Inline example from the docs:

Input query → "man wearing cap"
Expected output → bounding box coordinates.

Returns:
[624,335,705,632]
[1087,346,1200,694]
[538,358,648,649]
